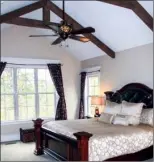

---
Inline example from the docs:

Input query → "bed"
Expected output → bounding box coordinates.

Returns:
[33,83,153,161]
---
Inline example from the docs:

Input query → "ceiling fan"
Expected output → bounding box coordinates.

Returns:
[29,0,95,45]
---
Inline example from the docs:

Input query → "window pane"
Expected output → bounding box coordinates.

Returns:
[19,107,27,120]
[18,95,35,120]
[6,109,14,121]
[88,97,96,117]
[5,95,14,108]
[89,87,95,95]
[38,69,54,93]
[46,94,54,106]
[18,95,26,107]
[39,106,54,118]
[95,87,99,95]
[1,68,13,93]
[89,77,95,86]
[27,95,35,107]
[38,80,46,93]
[39,94,47,106]
[1,109,5,121]
[17,68,35,93]
[18,106,35,120]
[1,95,14,121]
[86,73,100,117]
[94,77,99,85]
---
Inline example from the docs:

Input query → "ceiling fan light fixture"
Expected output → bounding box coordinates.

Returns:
[60,25,72,33]
[82,37,90,42]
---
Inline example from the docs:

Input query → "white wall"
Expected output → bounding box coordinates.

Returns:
[82,43,153,95]
[1,25,81,141]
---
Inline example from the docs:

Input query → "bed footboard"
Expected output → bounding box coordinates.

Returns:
[32,118,92,161]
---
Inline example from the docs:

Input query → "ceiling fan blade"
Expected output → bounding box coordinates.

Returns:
[52,37,63,45]
[46,25,59,33]
[69,35,90,43]
[45,22,60,33]
[29,34,58,37]
[71,27,95,35]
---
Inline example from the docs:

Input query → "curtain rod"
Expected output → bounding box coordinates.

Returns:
[6,63,63,66]
[80,70,100,75]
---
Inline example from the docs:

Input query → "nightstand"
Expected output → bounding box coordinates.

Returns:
[20,128,35,143]
[84,116,92,119]
[94,114,101,117]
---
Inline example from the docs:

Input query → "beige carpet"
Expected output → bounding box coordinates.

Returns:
[1,142,53,161]
[1,142,153,161]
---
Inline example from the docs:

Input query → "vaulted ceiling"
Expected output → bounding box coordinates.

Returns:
[1,1,153,60]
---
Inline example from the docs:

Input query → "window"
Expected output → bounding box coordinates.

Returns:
[85,72,100,117]
[1,66,56,122]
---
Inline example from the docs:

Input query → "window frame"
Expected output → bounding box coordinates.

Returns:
[84,72,101,117]
[1,65,57,123]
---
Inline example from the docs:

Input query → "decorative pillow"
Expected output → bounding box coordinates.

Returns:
[104,100,122,115]
[140,109,153,126]
[121,101,144,117]
[112,114,129,126]
[98,113,115,124]
[127,116,140,125]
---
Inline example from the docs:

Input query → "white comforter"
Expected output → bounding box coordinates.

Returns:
[42,119,153,161]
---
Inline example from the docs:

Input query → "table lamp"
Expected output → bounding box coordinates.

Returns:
[91,96,104,117]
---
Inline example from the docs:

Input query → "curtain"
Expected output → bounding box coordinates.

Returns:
[47,64,67,120]
[79,72,87,119]
[0,62,7,77]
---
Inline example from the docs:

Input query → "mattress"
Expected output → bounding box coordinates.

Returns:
[42,118,153,161]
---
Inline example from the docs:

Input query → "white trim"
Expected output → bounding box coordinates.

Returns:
[1,57,61,65]
[1,134,20,142]
[1,118,54,126]
[1,66,56,122]
[81,66,101,73]
[84,71,101,117]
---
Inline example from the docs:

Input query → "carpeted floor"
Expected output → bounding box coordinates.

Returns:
[1,142,153,161]
[1,142,53,161]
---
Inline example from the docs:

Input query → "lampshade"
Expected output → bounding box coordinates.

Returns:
[91,96,104,105]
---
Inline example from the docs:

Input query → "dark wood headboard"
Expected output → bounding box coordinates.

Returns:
[104,83,153,108]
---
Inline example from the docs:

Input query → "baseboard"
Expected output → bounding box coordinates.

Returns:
[1,134,20,142]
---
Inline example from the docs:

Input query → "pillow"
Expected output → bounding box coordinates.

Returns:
[112,114,129,126]
[121,101,144,117]
[98,113,115,124]
[140,109,153,126]
[127,116,140,125]
[104,100,122,115]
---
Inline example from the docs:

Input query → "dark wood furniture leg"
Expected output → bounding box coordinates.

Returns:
[74,132,93,161]
[32,118,44,155]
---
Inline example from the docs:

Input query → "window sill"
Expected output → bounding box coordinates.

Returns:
[1,118,54,126]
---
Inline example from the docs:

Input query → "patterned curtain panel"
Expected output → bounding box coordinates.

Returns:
[79,72,87,119]
[47,64,67,120]
[0,62,7,76]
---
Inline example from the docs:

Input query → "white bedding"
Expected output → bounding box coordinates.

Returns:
[42,118,153,161]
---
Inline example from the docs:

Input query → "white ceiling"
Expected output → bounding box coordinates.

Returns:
[1,1,153,60]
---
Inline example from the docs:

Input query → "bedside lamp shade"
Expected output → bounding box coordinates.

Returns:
[91,96,104,106]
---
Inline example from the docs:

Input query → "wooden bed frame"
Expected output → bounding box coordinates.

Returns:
[33,83,153,161]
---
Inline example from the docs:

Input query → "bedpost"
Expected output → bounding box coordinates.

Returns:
[74,131,92,161]
[32,118,44,155]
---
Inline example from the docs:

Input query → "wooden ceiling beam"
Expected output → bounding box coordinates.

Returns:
[133,2,153,31]
[6,17,49,30]
[43,0,50,24]
[46,1,115,58]
[0,1,45,24]
[97,0,153,31]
